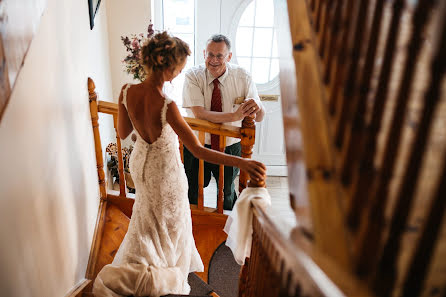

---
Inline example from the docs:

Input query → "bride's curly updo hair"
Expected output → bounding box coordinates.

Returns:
[140,31,191,74]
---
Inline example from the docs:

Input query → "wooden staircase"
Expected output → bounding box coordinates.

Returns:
[74,0,446,296]
[79,77,259,296]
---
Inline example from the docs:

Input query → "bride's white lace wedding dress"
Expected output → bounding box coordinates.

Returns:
[93,84,204,297]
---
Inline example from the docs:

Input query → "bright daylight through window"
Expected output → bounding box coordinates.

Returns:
[235,0,279,86]
[162,0,195,105]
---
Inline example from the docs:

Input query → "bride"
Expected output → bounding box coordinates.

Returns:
[93,31,266,297]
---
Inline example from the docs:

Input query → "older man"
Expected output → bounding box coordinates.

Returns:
[182,34,265,210]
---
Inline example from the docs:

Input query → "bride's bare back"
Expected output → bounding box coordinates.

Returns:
[122,82,166,145]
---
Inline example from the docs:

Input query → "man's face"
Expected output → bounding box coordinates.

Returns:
[204,41,232,78]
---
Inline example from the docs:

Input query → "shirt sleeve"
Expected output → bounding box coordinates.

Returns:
[182,70,205,108]
[245,71,265,111]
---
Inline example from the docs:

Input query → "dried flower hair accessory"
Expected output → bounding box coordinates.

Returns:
[121,21,156,82]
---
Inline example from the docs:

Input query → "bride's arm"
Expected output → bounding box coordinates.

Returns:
[166,102,266,180]
[118,85,134,139]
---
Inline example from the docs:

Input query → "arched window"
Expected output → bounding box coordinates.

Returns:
[161,0,195,104]
[232,0,279,92]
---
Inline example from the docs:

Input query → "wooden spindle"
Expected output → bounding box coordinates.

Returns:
[341,0,386,191]
[310,0,316,13]
[401,153,446,297]
[88,77,107,200]
[239,115,256,193]
[373,2,444,295]
[323,0,343,85]
[334,0,370,149]
[179,139,184,164]
[239,258,250,297]
[328,0,356,115]
[353,0,408,277]
[86,77,108,280]
[319,0,335,59]
[314,0,324,34]
[316,1,327,51]
[198,131,205,210]
[113,114,126,197]
[217,135,226,213]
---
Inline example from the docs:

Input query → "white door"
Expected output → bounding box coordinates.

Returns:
[195,0,287,176]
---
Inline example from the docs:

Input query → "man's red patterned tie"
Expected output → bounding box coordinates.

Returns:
[211,79,222,150]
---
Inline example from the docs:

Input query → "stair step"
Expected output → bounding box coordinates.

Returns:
[83,273,218,297]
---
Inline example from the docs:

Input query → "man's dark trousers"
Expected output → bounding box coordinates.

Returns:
[183,142,241,210]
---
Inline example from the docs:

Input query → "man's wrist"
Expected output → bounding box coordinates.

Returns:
[231,112,237,122]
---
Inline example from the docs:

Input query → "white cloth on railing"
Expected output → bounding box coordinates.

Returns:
[224,187,271,265]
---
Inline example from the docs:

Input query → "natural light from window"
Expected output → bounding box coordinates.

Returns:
[162,0,195,105]
[235,0,279,85]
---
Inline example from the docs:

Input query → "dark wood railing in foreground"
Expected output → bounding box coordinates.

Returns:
[238,0,445,296]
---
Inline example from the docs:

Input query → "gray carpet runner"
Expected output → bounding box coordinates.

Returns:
[166,242,241,297]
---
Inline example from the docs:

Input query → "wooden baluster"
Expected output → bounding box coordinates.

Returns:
[373,2,444,295]
[113,114,126,197]
[323,0,342,85]
[319,0,334,59]
[239,258,249,297]
[86,77,108,280]
[217,135,226,213]
[316,1,327,51]
[198,131,205,210]
[238,164,266,297]
[310,0,316,13]
[314,0,324,34]
[179,139,184,164]
[346,0,397,229]
[341,0,386,192]
[88,77,107,200]
[401,153,446,297]
[328,0,356,115]
[353,0,404,276]
[239,116,256,193]
[334,0,370,149]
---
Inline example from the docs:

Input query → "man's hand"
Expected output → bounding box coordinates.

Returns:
[233,103,252,121]
[241,99,262,118]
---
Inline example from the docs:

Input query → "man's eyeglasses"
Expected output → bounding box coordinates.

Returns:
[206,52,228,61]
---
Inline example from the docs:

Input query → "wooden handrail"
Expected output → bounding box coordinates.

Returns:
[239,200,373,297]
[97,100,242,138]
[93,98,256,214]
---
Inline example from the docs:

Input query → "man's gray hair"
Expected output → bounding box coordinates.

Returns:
[207,34,231,51]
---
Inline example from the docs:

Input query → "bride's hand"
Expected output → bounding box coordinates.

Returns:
[239,159,267,181]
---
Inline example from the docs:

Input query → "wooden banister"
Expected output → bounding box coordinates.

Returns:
[240,201,373,297]
[88,79,107,200]
[93,99,256,214]
[259,0,446,296]
[284,0,351,269]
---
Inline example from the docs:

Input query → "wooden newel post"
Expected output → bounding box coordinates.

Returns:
[238,138,266,297]
[239,115,256,193]
[88,77,107,200]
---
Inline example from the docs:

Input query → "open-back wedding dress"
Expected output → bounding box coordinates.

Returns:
[93,84,204,297]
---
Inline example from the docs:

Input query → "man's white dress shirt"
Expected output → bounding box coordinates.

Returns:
[182,63,263,146]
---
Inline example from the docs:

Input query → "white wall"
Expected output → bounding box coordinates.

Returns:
[106,0,152,102]
[0,0,114,295]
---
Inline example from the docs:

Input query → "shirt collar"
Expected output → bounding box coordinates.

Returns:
[206,64,230,86]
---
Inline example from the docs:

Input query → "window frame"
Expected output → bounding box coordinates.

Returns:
[229,0,280,93]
